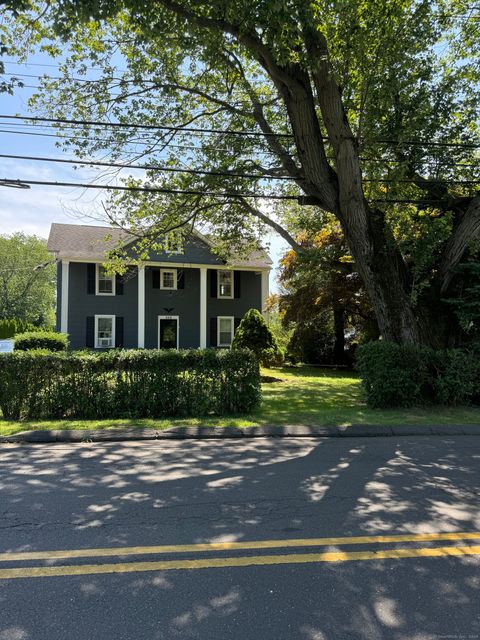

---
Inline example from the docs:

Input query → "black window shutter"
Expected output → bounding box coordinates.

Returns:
[115,273,124,296]
[152,268,160,289]
[210,270,217,298]
[115,317,124,348]
[234,317,241,334]
[87,264,95,294]
[177,269,185,289]
[210,317,217,347]
[234,271,241,298]
[86,316,95,347]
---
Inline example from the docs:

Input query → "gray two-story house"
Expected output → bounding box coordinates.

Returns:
[47,223,271,350]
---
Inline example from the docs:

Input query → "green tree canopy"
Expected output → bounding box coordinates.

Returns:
[2,0,479,346]
[0,233,55,325]
[278,217,377,362]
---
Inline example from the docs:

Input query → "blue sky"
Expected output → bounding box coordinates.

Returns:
[0,56,288,290]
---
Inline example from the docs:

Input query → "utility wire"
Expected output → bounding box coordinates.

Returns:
[0,178,299,200]
[1,113,480,149]
[0,153,479,186]
[0,113,292,139]
[0,153,295,181]
[0,71,259,106]
[0,128,270,154]
[0,177,467,205]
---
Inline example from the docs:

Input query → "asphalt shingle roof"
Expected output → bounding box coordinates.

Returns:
[47,223,272,268]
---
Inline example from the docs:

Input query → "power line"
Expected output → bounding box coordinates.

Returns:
[1,114,479,149]
[0,72,257,107]
[0,113,291,139]
[1,153,478,186]
[0,178,300,200]
[0,128,271,154]
[0,177,473,206]
[0,153,295,181]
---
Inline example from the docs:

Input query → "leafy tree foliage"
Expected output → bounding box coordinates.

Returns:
[278,217,378,363]
[0,318,36,339]
[444,254,480,343]
[3,0,480,346]
[0,233,55,325]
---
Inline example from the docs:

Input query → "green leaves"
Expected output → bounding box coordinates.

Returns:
[0,234,55,325]
[0,348,261,419]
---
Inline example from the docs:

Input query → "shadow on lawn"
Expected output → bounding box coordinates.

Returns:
[0,436,479,639]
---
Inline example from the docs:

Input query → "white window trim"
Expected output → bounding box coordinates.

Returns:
[160,268,177,290]
[95,263,116,296]
[158,315,179,349]
[217,316,234,347]
[94,314,116,349]
[217,270,234,299]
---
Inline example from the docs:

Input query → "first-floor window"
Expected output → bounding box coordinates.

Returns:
[95,315,115,348]
[218,316,234,347]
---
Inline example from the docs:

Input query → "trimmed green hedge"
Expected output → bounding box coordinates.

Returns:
[0,349,260,420]
[356,341,480,408]
[14,331,68,352]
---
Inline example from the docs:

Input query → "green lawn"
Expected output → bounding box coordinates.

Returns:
[1,366,479,437]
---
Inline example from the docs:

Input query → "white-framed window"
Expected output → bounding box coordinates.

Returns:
[164,232,184,255]
[160,268,177,290]
[218,270,233,299]
[96,264,115,296]
[95,315,115,349]
[217,316,234,347]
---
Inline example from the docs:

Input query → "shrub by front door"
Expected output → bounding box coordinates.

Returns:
[158,316,179,349]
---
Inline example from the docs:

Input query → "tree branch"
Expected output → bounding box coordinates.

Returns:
[237,197,301,252]
[439,194,480,293]
[157,1,338,211]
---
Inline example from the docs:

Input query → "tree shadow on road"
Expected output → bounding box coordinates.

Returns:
[0,436,479,639]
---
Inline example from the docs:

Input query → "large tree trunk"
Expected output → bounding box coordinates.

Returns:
[341,206,423,345]
[153,3,472,347]
[302,26,423,345]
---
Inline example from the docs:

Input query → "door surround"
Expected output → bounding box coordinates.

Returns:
[157,315,179,349]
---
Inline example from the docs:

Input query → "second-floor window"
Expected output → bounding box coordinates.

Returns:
[160,268,177,290]
[164,232,184,254]
[96,264,115,295]
[218,270,233,298]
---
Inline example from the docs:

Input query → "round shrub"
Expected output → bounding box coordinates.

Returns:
[356,341,433,408]
[431,349,478,405]
[260,346,285,368]
[14,331,68,352]
[232,309,284,367]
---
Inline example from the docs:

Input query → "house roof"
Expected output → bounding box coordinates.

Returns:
[47,223,272,269]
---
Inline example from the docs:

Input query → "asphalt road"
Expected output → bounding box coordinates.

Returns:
[0,436,479,640]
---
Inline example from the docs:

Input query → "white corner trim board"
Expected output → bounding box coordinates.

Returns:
[138,265,145,348]
[200,267,207,349]
[60,260,69,334]
[261,270,269,317]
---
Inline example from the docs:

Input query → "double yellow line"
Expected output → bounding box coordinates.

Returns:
[1,532,480,580]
